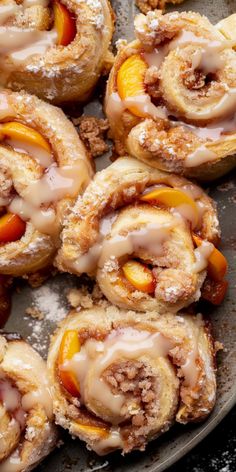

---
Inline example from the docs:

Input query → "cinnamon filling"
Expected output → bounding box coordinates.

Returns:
[58,323,202,452]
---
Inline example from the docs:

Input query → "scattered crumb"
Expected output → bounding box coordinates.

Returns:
[116,38,128,52]
[67,285,104,310]
[25,307,44,321]
[217,181,236,192]
[74,116,110,158]
[135,0,184,14]
[22,268,57,288]
[214,341,224,352]
[67,288,94,309]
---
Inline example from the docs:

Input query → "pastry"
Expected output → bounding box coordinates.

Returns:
[47,303,217,455]
[0,332,57,471]
[105,10,236,180]
[0,89,92,277]
[135,0,184,15]
[56,157,228,313]
[0,0,114,104]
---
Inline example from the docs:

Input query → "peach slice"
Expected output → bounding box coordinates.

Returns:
[0,213,26,243]
[76,422,109,438]
[141,187,199,228]
[122,260,155,293]
[58,330,80,397]
[0,122,51,152]
[54,1,76,47]
[193,234,228,282]
[201,278,228,305]
[117,54,148,117]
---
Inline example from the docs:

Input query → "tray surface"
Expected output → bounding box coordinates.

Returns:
[4,0,236,471]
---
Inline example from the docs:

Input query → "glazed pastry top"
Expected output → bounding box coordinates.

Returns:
[106,10,236,178]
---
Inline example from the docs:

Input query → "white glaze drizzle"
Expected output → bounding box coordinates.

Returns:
[0,0,57,66]
[74,221,173,274]
[193,240,214,273]
[0,339,53,472]
[185,145,218,167]
[8,164,85,234]
[60,323,201,453]
[108,29,236,168]
[5,138,53,168]
[62,328,174,422]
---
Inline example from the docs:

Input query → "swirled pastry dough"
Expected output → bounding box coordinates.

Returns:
[0,0,114,104]
[0,333,57,471]
[56,157,221,313]
[0,89,92,277]
[105,10,236,180]
[48,303,217,455]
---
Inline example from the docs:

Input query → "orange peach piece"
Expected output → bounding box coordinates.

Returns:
[0,213,26,243]
[58,330,80,397]
[117,54,148,117]
[54,1,76,47]
[122,260,155,293]
[193,234,228,282]
[76,423,109,438]
[201,278,228,305]
[0,122,51,152]
[141,187,199,228]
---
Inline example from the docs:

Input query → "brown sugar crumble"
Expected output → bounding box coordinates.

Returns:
[75,116,110,158]
[25,306,44,321]
[135,0,184,14]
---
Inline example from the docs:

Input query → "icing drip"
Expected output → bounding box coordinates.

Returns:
[0,339,53,472]
[62,328,174,421]
[0,376,26,430]
[0,0,56,69]
[8,165,85,234]
[75,221,173,274]
[109,29,236,167]
[0,5,19,25]
[60,323,201,451]
[9,197,56,234]
[92,429,124,456]
[106,92,167,122]
[193,240,214,272]
[5,138,53,168]
[185,146,218,167]
[10,31,57,63]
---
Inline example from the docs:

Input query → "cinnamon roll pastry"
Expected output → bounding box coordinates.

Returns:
[0,89,92,277]
[56,157,228,313]
[0,332,57,471]
[47,304,217,455]
[105,10,236,180]
[0,0,114,104]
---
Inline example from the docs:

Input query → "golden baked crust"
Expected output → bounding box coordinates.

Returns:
[1,0,114,104]
[105,10,236,180]
[47,303,217,455]
[0,334,57,471]
[0,89,93,277]
[55,157,220,313]
[136,0,184,14]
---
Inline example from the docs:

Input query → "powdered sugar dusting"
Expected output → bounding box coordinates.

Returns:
[31,285,67,323]
[24,283,69,356]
